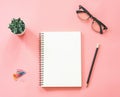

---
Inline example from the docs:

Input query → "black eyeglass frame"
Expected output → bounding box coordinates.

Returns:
[76,5,108,34]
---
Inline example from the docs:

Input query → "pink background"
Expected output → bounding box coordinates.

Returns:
[0,0,120,97]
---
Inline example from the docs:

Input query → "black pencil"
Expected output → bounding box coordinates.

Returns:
[86,43,100,87]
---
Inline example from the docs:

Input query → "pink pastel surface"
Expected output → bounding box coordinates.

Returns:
[0,0,120,97]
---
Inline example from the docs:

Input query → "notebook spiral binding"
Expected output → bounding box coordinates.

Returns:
[40,33,44,86]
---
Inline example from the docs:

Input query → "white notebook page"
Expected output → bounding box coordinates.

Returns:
[41,32,81,87]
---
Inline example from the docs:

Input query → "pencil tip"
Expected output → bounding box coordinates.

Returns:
[96,43,100,48]
[86,84,89,88]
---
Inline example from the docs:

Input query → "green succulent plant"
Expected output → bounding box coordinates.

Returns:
[8,18,25,34]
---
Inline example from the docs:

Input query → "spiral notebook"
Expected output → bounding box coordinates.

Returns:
[40,31,81,87]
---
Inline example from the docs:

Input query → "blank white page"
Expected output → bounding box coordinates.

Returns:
[40,32,81,87]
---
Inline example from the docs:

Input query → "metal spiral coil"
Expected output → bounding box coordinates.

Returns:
[40,33,44,86]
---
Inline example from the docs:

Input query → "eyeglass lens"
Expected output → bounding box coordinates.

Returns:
[77,11,90,20]
[92,21,101,33]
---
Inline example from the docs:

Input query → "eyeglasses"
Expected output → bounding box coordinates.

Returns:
[76,5,108,34]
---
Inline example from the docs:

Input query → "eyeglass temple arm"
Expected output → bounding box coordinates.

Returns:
[79,5,93,18]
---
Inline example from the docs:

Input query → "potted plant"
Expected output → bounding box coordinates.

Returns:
[8,18,25,36]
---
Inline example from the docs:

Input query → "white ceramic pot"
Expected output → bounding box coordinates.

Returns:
[15,29,25,36]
